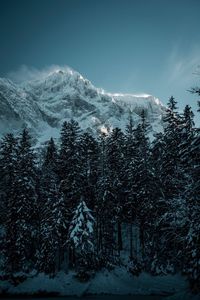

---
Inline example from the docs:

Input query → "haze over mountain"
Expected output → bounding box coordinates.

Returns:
[0,67,165,143]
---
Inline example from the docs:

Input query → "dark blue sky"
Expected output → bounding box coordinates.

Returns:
[0,0,200,115]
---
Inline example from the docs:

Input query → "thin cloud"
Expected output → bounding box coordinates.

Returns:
[167,45,200,88]
[7,65,74,83]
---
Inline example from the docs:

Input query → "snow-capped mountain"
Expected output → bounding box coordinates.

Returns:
[0,67,165,143]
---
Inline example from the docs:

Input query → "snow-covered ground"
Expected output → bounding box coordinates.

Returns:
[0,267,193,298]
[0,223,198,299]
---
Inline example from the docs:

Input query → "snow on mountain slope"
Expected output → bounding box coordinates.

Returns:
[0,67,165,143]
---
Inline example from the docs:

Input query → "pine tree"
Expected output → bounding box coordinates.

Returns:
[80,132,99,209]
[2,129,37,274]
[133,119,158,264]
[150,132,173,274]
[59,120,83,216]
[96,132,117,265]
[151,132,165,198]
[123,115,138,260]
[37,138,67,275]
[37,181,67,275]
[161,96,183,199]
[0,134,18,226]
[150,99,183,272]
[14,128,37,272]
[150,101,192,274]
[0,134,18,274]
[68,199,95,270]
[179,105,195,180]
[183,105,200,290]
[106,127,125,253]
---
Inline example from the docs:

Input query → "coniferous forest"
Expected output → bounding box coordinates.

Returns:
[0,95,200,293]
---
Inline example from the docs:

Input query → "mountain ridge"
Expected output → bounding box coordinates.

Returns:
[0,67,165,143]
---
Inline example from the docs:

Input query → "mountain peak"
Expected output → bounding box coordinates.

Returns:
[0,66,165,143]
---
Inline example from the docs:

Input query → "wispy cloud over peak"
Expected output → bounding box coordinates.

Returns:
[6,65,75,83]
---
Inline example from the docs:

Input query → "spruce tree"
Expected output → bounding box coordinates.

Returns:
[37,138,67,275]
[80,132,99,209]
[96,132,116,265]
[183,103,200,290]
[14,128,37,272]
[123,115,138,260]
[0,134,18,274]
[179,105,195,181]
[59,120,83,216]
[161,96,183,199]
[106,127,125,253]
[2,129,37,274]
[133,119,158,264]
[68,199,95,270]
[150,100,191,274]
[37,181,67,275]
[0,134,18,226]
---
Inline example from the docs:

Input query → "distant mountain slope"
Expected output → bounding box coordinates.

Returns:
[0,67,165,143]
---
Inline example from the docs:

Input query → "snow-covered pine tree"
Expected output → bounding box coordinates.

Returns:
[157,98,183,271]
[68,199,95,270]
[2,129,37,274]
[123,115,138,260]
[169,106,196,274]
[59,120,83,217]
[150,132,172,274]
[0,134,18,274]
[0,134,18,227]
[13,128,38,273]
[132,115,159,265]
[183,100,200,291]
[179,105,195,187]
[106,127,125,254]
[37,138,67,275]
[95,132,117,266]
[149,100,189,274]
[161,96,183,199]
[80,132,99,210]
[151,132,165,197]
[37,180,67,275]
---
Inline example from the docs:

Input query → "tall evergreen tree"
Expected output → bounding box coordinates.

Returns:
[106,127,125,253]
[37,138,67,275]
[96,132,117,265]
[0,134,18,225]
[183,101,200,290]
[37,183,67,275]
[68,199,95,270]
[59,120,83,215]
[179,105,195,180]
[133,119,158,263]
[161,96,183,199]
[0,134,18,274]
[14,128,37,272]
[3,129,37,274]
[150,101,192,274]
[80,132,99,209]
